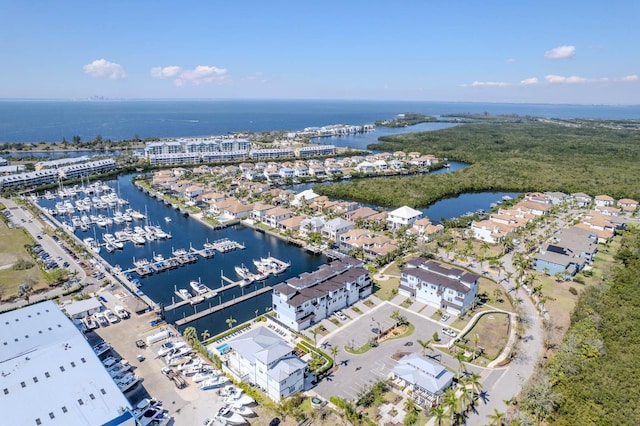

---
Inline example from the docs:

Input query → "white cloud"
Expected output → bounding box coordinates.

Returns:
[545,74,608,84]
[544,45,576,60]
[83,59,126,79]
[174,65,228,86]
[621,74,639,82]
[151,66,182,79]
[151,64,228,86]
[520,77,539,86]
[464,81,511,88]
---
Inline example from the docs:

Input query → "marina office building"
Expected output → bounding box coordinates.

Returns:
[271,256,373,331]
[0,301,134,426]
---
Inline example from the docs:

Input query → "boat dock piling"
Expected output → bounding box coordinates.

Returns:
[175,286,273,326]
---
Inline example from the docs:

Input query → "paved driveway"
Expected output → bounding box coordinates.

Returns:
[314,302,483,401]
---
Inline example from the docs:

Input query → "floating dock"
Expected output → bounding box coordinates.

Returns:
[175,287,272,326]
[165,273,247,310]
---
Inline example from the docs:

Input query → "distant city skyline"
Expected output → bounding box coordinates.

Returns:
[1,1,639,104]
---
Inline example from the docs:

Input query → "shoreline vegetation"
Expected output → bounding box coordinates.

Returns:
[314,117,640,207]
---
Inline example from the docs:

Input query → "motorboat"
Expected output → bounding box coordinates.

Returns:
[157,341,187,357]
[190,279,212,296]
[104,309,119,324]
[212,405,245,425]
[178,289,192,301]
[137,406,171,426]
[117,373,140,393]
[234,265,253,280]
[92,341,111,356]
[94,312,109,327]
[114,305,129,319]
[164,216,172,223]
[199,375,230,390]
[232,403,255,418]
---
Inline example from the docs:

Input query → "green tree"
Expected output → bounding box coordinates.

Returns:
[330,346,339,367]
[225,316,237,329]
[183,326,198,345]
[487,408,505,426]
[417,338,432,356]
[201,329,210,342]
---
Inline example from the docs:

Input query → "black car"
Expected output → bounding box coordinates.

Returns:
[269,418,281,426]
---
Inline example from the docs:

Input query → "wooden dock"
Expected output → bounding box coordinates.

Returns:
[165,273,247,310]
[175,286,272,326]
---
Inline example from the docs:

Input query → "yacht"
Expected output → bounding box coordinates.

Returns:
[234,265,253,280]
[164,216,172,223]
[178,289,192,301]
[190,279,212,296]
[93,312,109,327]
[117,373,140,393]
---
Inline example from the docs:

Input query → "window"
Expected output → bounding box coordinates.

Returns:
[33,377,38,383]
[77,399,84,406]
[61,406,68,413]
[70,362,76,368]
[89,393,95,400]
[49,413,55,419]
[59,366,65,372]
[20,382,26,388]
[35,419,41,425]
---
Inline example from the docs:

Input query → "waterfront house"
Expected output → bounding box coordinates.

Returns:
[339,229,399,260]
[322,217,355,241]
[355,161,375,174]
[251,203,274,221]
[392,353,454,407]
[223,327,306,402]
[262,206,292,229]
[278,215,306,233]
[278,166,296,179]
[399,259,479,315]
[513,200,552,216]
[387,206,423,230]
[291,189,320,207]
[345,206,379,222]
[299,217,325,236]
[271,257,372,331]
[545,191,569,205]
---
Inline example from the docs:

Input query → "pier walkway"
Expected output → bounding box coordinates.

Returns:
[175,286,272,326]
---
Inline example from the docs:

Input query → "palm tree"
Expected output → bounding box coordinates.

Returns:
[417,338,432,356]
[403,398,417,415]
[330,346,339,367]
[200,329,210,342]
[455,350,467,379]
[183,326,198,345]
[432,405,446,426]
[225,316,237,330]
[473,333,480,359]
[443,387,459,423]
[17,282,33,303]
[458,384,472,415]
[487,408,505,425]
[311,328,319,348]
[464,372,483,396]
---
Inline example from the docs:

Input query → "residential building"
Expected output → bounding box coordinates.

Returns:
[399,259,479,315]
[533,227,598,278]
[297,145,336,158]
[262,206,292,228]
[271,257,372,331]
[223,327,306,402]
[594,194,615,207]
[392,353,454,407]
[387,206,423,230]
[322,217,354,241]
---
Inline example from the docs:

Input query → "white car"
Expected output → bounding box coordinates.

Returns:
[334,311,347,321]
[442,328,458,338]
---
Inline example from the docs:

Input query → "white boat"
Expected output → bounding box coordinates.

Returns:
[92,341,111,356]
[117,373,140,393]
[114,305,129,319]
[190,295,204,305]
[178,289,192,301]
[153,253,165,262]
[200,375,230,390]
[190,279,212,296]
[94,312,109,327]
[192,371,217,383]
[128,209,146,220]
[164,216,172,223]
[84,316,99,330]
[232,404,255,418]
[104,309,119,324]
[137,405,171,426]
[234,265,253,280]
[157,341,188,357]
[105,243,115,253]
[212,405,245,425]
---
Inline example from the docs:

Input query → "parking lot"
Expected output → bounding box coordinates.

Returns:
[313,302,482,401]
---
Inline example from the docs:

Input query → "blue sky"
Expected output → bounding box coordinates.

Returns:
[1,1,638,104]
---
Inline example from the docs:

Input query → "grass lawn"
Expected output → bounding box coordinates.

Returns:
[373,276,399,301]
[477,277,515,312]
[0,222,46,300]
[463,312,510,362]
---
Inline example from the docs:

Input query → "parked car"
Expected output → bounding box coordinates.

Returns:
[334,311,347,321]
[440,314,451,322]
[442,328,458,338]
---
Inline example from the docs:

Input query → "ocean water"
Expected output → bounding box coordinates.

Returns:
[1,99,638,143]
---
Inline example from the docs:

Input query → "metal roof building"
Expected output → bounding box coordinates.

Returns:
[0,301,133,426]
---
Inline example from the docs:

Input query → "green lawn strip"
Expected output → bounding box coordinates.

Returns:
[373,276,399,301]
[460,312,510,361]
